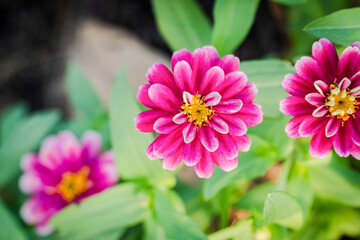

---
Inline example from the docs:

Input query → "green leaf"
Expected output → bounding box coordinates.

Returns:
[0,110,60,186]
[208,219,254,240]
[271,0,307,5]
[212,0,260,56]
[286,178,314,219]
[308,156,360,206]
[203,135,275,200]
[241,59,294,118]
[51,183,149,239]
[304,8,360,46]
[153,189,207,240]
[0,103,28,143]
[151,0,212,51]
[0,199,28,240]
[109,69,175,186]
[263,191,304,229]
[143,216,167,240]
[65,62,105,119]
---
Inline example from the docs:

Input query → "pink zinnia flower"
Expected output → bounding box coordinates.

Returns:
[135,46,263,178]
[19,130,119,235]
[280,38,360,159]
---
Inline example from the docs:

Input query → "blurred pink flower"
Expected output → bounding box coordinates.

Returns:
[135,46,263,178]
[19,130,119,235]
[280,38,360,159]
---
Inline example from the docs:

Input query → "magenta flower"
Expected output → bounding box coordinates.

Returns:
[19,130,119,235]
[135,46,263,178]
[280,39,360,159]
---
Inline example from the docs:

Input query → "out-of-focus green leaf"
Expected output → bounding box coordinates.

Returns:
[109,70,175,187]
[0,199,28,240]
[308,156,360,206]
[153,189,207,240]
[263,191,304,229]
[65,62,105,119]
[208,219,254,240]
[272,0,307,5]
[241,59,294,118]
[304,8,360,46]
[143,216,167,240]
[203,135,275,200]
[286,178,314,219]
[212,0,260,56]
[0,103,28,143]
[51,183,149,239]
[56,228,126,240]
[151,0,211,51]
[0,110,60,187]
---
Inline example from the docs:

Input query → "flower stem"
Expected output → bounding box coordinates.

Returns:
[275,156,294,191]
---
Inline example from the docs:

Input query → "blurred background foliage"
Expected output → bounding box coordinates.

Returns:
[0,0,360,239]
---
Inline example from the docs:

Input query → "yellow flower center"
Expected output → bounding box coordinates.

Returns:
[325,84,358,122]
[181,93,214,127]
[56,166,90,202]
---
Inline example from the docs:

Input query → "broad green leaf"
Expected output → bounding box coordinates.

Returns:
[208,219,254,240]
[0,200,28,240]
[153,189,207,240]
[56,228,126,240]
[151,0,212,51]
[241,59,294,118]
[143,216,167,240]
[304,8,360,46]
[203,135,275,200]
[212,0,260,56]
[109,69,175,186]
[65,62,105,119]
[308,156,360,206]
[263,191,304,229]
[272,0,307,5]
[0,103,28,143]
[51,183,149,239]
[0,110,60,186]
[286,178,314,219]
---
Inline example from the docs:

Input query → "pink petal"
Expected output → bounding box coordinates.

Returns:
[309,129,333,158]
[148,83,182,113]
[338,46,360,80]
[153,129,183,158]
[349,114,360,146]
[182,137,202,166]
[338,77,351,90]
[199,66,224,95]
[235,103,263,127]
[213,99,243,114]
[162,148,182,170]
[146,63,176,91]
[215,134,239,159]
[217,71,248,100]
[312,38,338,81]
[183,91,193,104]
[204,92,222,106]
[235,81,258,103]
[154,116,180,134]
[213,155,238,172]
[285,115,310,138]
[171,49,191,72]
[19,173,43,194]
[136,84,157,109]
[81,130,102,159]
[314,80,330,96]
[218,114,247,136]
[351,41,360,49]
[38,136,63,169]
[332,125,352,157]
[173,112,187,124]
[312,105,328,117]
[97,151,119,186]
[193,150,214,178]
[325,117,341,138]
[295,56,330,84]
[134,109,168,132]
[282,73,314,96]
[209,116,229,134]
[280,96,314,116]
[216,54,240,74]
[299,116,326,137]
[57,131,81,161]
[174,61,195,94]
[146,141,157,160]
[351,144,360,160]
[36,224,54,236]
[199,127,219,152]
[231,134,251,152]
[20,153,37,171]
[305,93,325,106]
[350,72,360,92]
[182,122,197,143]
